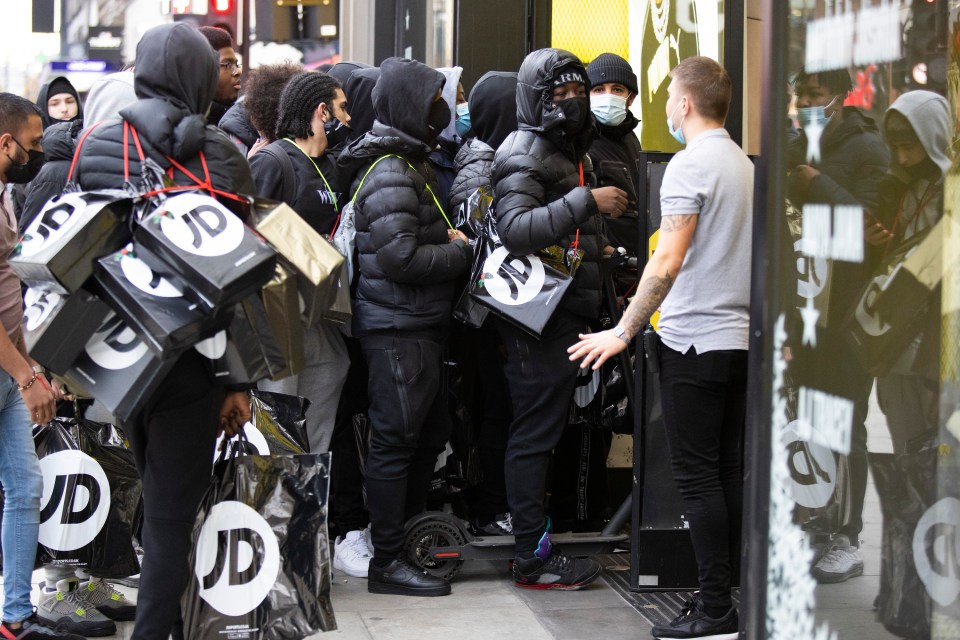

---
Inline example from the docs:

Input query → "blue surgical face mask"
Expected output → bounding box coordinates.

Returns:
[455,103,471,138]
[667,99,686,146]
[796,96,838,130]
[590,93,628,126]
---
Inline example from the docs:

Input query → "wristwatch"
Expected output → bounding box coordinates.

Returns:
[613,325,630,344]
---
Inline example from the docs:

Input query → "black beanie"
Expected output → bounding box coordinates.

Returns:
[587,53,638,95]
[551,62,587,89]
[47,77,78,101]
[276,71,341,140]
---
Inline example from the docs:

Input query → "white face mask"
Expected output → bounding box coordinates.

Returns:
[590,94,628,126]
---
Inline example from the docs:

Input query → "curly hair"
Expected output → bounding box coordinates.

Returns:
[276,72,342,140]
[243,62,304,141]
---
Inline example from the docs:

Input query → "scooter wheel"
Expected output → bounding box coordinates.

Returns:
[404,518,466,581]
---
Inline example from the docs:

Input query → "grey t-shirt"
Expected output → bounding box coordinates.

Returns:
[657,128,753,353]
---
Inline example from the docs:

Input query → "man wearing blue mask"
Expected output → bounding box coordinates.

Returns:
[570,56,752,640]
[586,53,641,254]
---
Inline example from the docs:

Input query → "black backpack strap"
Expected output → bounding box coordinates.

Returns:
[260,143,298,205]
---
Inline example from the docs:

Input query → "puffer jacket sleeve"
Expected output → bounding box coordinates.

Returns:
[492,139,598,256]
[359,160,471,285]
[21,161,70,232]
[203,127,255,196]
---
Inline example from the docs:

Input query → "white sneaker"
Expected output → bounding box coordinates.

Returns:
[812,534,864,583]
[362,525,374,556]
[334,530,373,578]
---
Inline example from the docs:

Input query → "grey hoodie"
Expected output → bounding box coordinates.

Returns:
[884,90,952,180]
[83,71,137,126]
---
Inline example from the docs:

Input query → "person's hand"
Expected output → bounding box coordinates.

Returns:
[567,329,629,370]
[448,228,468,244]
[218,391,251,438]
[792,164,820,188]
[38,373,64,401]
[864,215,893,246]
[247,137,270,158]
[20,374,56,425]
[592,186,627,218]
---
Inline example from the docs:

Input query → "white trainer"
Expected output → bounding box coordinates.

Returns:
[334,529,373,578]
[812,534,864,583]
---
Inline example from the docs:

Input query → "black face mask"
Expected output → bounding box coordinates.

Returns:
[5,138,45,184]
[427,100,452,142]
[557,96,592,136]
[324,119,351,150]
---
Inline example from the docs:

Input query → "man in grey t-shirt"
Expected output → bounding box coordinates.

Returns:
[569,56,752,640]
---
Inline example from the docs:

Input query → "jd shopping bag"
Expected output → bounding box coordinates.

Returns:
[33,417,142,577]
[215,391,311,458]
[467,211,576,339]
[182,451,335,639]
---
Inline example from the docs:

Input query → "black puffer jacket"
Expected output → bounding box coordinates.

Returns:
[21,120,81,232]
[74,23,254,200]
[491,49,602,320]
[589,111,641,253]
[338,57,472,336]
[218,100,259,151]
[448,71,518,214]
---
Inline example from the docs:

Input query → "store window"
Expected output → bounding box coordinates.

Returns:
[755,1,960,638]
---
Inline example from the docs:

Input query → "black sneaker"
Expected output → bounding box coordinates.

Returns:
[0,613,86,640]
[651,594,738,639]
[368,558,451,597]
[472,512,513,536]
[513,547,602,590]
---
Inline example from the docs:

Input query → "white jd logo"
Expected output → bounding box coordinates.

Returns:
[794,238,828,300]
[853,271,891,338]
[157,193,244,258]
[781,421,837,509]
[38,451,110,551]
[23,288,62,333]
[214,423,271,464]
[195,501,281,616]
[914,497,960,606]
[19,194,88,257]
[573,366,601,408]
[119,248,181,298]
[481,247,545,306]
[85,312,149,371]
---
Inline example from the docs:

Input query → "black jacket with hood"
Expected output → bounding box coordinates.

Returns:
[338,57,472,336]
[20,120,82,232]
[74,23,254,200]
[491,48,602,321]
[588,110,641,253]
[448,71,518,215]
[218,100,259,152]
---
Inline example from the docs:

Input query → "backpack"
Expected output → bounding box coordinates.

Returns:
[259,142,299,206]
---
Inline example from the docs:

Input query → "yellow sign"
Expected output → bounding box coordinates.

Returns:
[551,0,629,64]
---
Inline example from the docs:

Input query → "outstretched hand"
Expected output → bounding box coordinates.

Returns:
[567,330,628,371]
[218,391,251,438]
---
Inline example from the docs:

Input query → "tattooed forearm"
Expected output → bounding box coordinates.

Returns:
[661,214,697,232]
[620,273,675,340]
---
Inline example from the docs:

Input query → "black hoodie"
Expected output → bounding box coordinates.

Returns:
[588,110,641,252]
[36,76,83,129]
[74,23,253,199]
[491,48,603,321]
[447,71,518,214]
[338,57,471,336]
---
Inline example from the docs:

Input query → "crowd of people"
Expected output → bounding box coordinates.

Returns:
[3,14,945,640]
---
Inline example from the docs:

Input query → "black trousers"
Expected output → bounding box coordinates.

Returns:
[658,343,747,614]
[496,311,582,553]
[125,351,222,640]
[361,331,450,559]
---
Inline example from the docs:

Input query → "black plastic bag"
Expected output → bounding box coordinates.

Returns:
[33,417,141,577]
[467,211,575,339]
[216,391,310,457]
[182,451,335,639]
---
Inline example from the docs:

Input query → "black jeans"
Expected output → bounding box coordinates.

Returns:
[361,331,450,559]
[496,311,582,553]
[124,351,222,640]
[658,342,747,614]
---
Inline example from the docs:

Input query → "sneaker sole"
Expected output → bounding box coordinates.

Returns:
[513,564,603,591]
[367,581,451,597]
[40,617,117,637]
[96,604,137,622]
[812,564,864,584]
